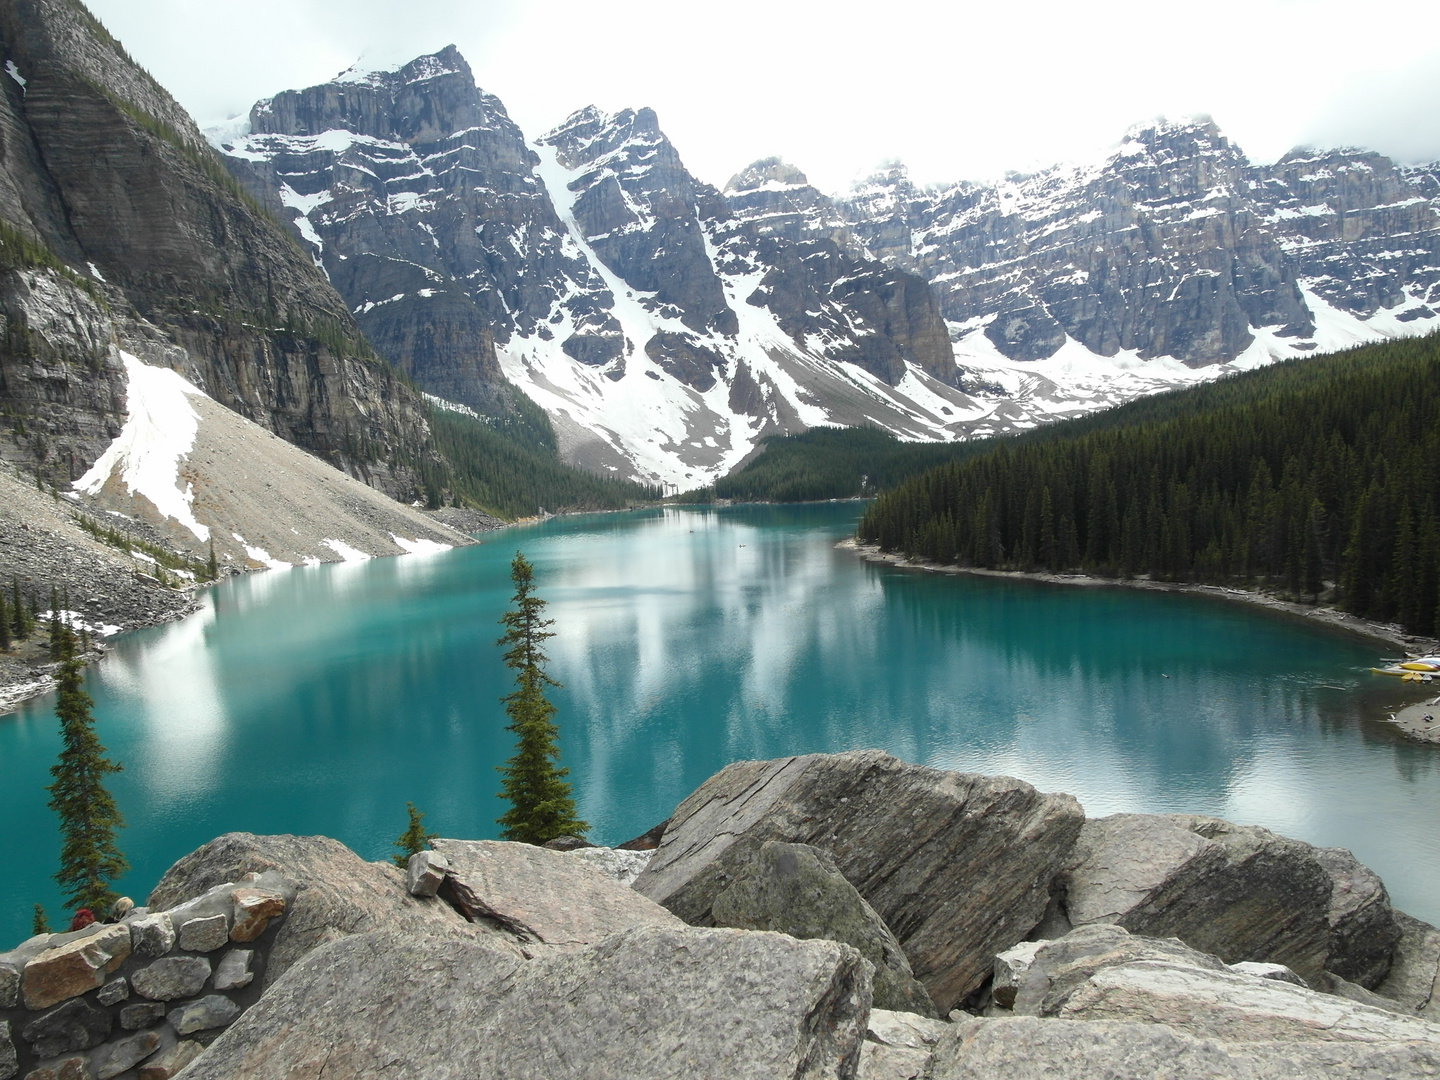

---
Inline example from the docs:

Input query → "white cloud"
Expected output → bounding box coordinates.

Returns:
[89,0,1440,192]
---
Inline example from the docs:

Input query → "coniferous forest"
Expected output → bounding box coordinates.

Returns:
[857,334,1440,636]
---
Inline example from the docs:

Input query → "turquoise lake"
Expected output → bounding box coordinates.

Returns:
[2,502,1437,945]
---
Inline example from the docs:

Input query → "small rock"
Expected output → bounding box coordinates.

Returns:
[405,851,449,898]
[19,1055,89,1080]
[130,957,210,1001]
[992,940,1045,1009]
[0,1021,15,1080]
[167,994,240,1035]
[126,914,175,959]
[213,950,254,991]
[95,978,129,1006]
[22,925,132,1010]
[119,1002,166,1031]
[229,889,285,943]
[177,914,229,952]
[93,1030,162,1080]
[136,1040,202,1080]
[21,998,112,1059]
[1226,960,1307,987]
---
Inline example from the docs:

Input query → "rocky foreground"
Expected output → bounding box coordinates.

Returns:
[3,750,1439,1079]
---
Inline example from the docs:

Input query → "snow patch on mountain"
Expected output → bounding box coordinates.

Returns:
[75,352,211,542]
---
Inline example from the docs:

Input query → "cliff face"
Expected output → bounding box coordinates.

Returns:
[0,0,439,498]
[835,120,1440,367]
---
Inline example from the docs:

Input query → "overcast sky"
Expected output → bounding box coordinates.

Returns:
[86,0,1440,193]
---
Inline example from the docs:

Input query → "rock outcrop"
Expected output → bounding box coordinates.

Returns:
[1056,813,1400,987]
[633,750,1085,1012]
[180,926,871,1080]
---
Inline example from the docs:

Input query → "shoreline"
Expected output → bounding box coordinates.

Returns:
[839,538,1440,744]
[0,509,509,717]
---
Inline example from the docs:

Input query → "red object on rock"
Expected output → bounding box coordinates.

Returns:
[68,908,95,931]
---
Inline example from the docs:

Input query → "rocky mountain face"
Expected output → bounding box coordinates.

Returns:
[218,50,978,489]
[0,0,439,500]
[831,119,1440,367]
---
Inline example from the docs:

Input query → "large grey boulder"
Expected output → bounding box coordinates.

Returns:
[1058,813,1399,987]
[181,926,871,1080]
[146,833,489,985]
[1377,911,1440,1018]
[634,750,1084,1012]
[710,841,935,1016]
[926,1015,1440,1080]
[432,839,683,948]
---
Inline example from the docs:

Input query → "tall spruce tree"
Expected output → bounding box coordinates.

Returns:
[46,627,128,911]
[494,552,587,845]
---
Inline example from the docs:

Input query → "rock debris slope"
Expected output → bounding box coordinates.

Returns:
[4,753,1440,1080]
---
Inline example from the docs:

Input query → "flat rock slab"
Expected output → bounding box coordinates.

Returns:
[181,925,871,1080]
[634,750,1084,1012]
[147,833,482,986]
[1056,960,1440,1044]
[928,1015,1440,1080]
[1059,813,1398,988]
[432,839,683,947]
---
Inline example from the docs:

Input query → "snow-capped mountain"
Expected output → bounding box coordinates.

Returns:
[831,119,1439,368]
[217,49,982,489]
[216,55,1440,488]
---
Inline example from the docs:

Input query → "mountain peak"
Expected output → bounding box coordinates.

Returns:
[725,157,810,194]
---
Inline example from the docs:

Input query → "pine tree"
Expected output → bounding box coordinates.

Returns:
[0,589,10,651]
[391,802,439,867]
[32,903,48,935]
[207,540,218,582]
[46,628,128,911]
[494,552,587,845]
[11,577,27,639]
[49,584,63,660]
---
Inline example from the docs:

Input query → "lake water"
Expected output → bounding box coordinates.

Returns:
[2,502,1437,946]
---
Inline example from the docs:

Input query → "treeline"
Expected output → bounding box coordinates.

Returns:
[694,427,989,503]
[858,334,1440,636]
[427,406,660,519]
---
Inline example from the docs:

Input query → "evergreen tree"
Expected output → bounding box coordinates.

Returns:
[391,802,438,868]
[46,628,128,911]
[11,577,27,639]
[0,589,10,650]
[48,584,63,660]
[207,540,218,582]
[32,903,48,935]
[494,552,587,845]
